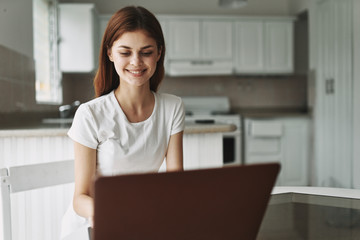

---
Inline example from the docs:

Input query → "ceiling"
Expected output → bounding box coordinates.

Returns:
[59,0,308,16]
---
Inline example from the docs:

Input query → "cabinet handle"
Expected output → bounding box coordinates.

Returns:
[325,78,335,95]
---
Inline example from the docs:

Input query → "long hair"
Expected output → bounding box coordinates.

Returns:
[93,6,166,97]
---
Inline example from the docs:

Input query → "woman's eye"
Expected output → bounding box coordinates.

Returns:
[141,52,153,56]
[120,52,131,56]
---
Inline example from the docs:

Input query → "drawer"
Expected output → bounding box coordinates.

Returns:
[250,121,283,137]
[247,138,281,154]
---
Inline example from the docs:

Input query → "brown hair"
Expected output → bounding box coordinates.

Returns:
[93,6,166,97]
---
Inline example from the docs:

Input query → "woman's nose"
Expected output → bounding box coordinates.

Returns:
[130,53,143,66]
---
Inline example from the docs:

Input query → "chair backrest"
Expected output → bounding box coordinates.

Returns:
[0,160,74,240]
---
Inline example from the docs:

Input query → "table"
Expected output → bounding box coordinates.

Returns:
[258,187,360,240]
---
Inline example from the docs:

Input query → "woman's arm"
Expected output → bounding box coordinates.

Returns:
[73,141,97,225]
[165,131,184,171]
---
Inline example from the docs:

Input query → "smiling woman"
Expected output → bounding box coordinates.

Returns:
[33,0,62,104]
[60,6,185,239]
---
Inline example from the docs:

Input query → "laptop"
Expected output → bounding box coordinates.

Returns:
[92,163,280,240]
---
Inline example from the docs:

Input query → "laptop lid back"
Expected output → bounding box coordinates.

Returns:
[93,163,280,240]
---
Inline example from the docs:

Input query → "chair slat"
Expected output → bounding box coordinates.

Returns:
[8,160,74,193]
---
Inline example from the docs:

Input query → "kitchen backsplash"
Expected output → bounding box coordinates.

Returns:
[0,43,307,116]
[61,74,307,112]
[160,75,307,111]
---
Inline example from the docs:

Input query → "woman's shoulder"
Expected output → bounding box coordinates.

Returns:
[81,91,115,110]
[156,92,183,105]
[75,91,116,120]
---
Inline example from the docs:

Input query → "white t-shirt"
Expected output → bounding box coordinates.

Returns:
[61,90,185,239]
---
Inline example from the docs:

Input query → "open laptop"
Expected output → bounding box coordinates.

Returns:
[92,163,280,240]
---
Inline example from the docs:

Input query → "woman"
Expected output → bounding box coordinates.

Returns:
[61,6,184,238]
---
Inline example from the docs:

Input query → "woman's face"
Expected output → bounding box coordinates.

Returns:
[108,29,161,89]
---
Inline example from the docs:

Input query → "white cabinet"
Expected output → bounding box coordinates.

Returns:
[235,21,264,73]
[168,20,201,60]
[167,19,233,60]
[235,19,294,75]
[158,133,224,172]
[160,17,233,76]
[202,21,233,60]
[244,117,309,186]
[59,4,99,73]
[310,0,353,188]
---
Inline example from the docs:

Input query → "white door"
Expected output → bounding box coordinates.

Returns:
[314,0,353,188]
[264,21,293,74]
[234,20,264,74]
[168,20,200,59]
[202,21,233,60]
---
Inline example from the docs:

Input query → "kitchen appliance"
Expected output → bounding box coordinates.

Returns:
[182,96,242,166]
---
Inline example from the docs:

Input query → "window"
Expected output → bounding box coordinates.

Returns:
[33,0,62,104]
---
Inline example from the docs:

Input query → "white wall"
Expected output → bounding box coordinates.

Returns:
[0,0,33,58]
[65,0,294,16]
[353,0,360,189]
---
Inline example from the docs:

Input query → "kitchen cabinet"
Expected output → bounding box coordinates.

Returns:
[167,20,201,60]
[159,132,223,171]
[158,16,233,76]
[166,19,233,60]
[244,117,309,186]
[235,19,294,74]
[59,3,99,73]
[310,0,353,188]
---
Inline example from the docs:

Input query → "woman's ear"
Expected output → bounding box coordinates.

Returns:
[157,46,162,62]
[107,48,114,62]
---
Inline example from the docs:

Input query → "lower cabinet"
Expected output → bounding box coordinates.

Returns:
[244,117,309,186]
[160,132,223,171]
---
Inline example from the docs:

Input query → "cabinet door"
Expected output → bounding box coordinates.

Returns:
[59,4,98,72]
[168,20,201,59]
[282,119,309,186]
[265,21,293,74]
[202,21,233,60]
[235,21,265,74]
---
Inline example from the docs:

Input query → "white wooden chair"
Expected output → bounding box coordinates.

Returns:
[0,160,74,240]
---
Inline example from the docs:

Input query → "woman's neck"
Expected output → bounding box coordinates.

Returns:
[114,85,155,123]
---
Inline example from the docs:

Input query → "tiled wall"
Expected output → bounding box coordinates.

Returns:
[61,73,307,112]
[0,45,58,114]
[160,75,307,111]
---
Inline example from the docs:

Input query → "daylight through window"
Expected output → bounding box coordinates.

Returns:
[33,0,62,104]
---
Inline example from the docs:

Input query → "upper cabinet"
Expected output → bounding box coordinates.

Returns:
[235,19,294,75]
[59,4,99,73]
[168,20,201,60]
[168,19,233,60]
[160,17,233,76]
[158,15,294,76]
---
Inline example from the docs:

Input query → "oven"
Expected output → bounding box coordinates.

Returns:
[182,96,242,166]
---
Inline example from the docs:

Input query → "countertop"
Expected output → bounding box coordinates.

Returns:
[0,122,237,137]
[234,107,310,119]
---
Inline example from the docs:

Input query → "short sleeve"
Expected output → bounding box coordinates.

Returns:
[67,104,99,149]
[170,98,185,135]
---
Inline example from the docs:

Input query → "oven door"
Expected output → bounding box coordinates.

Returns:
[222,131,242,166]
